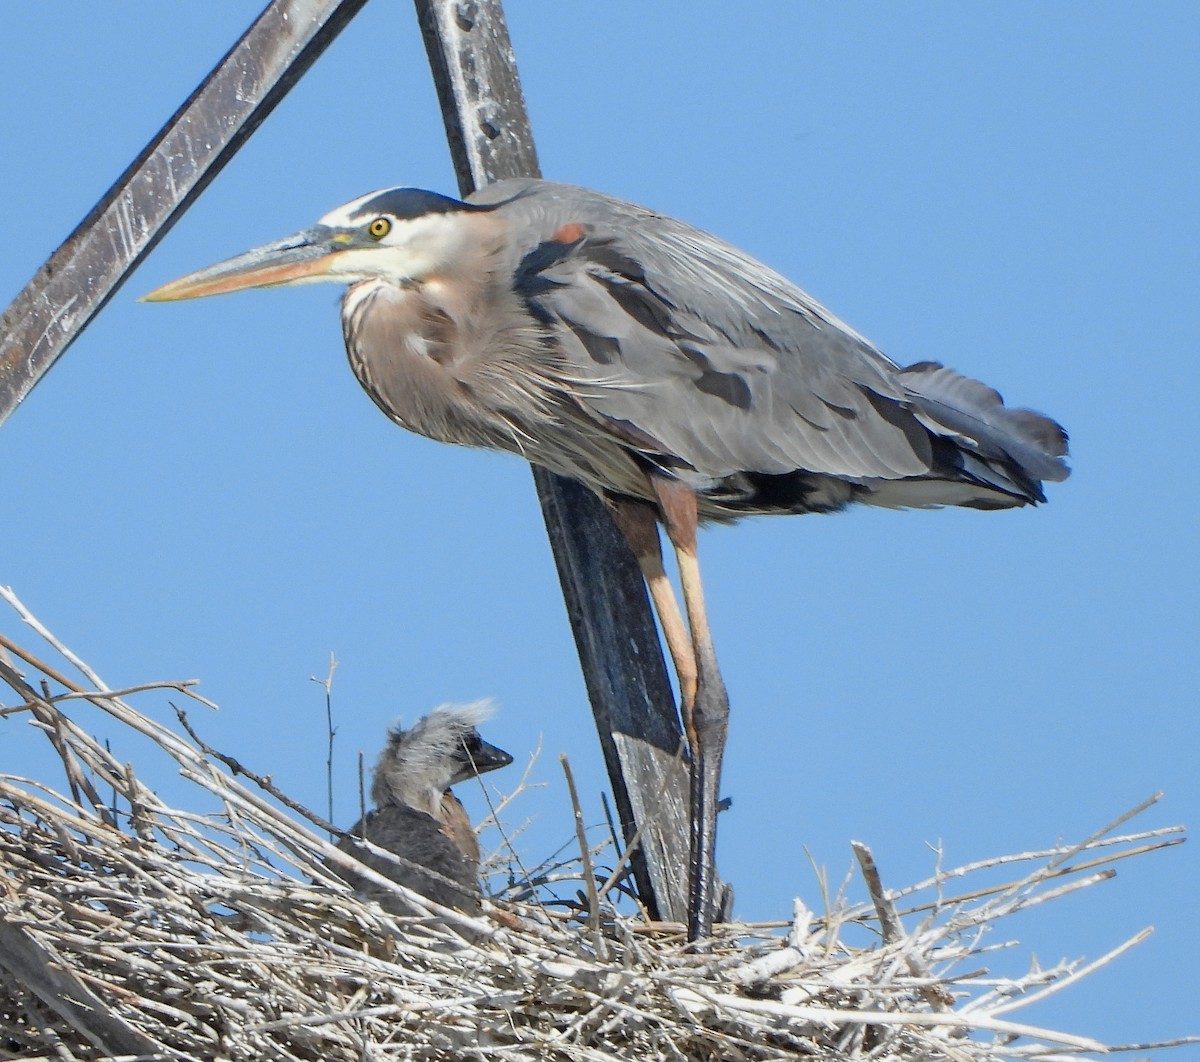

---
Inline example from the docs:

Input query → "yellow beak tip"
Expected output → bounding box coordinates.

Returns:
[139,283,183,303]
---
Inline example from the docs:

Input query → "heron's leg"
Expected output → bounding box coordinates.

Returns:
[650,476,730,941]
[606,495,699,714]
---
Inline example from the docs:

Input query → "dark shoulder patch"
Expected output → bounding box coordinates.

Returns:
[695,368,752,409]
[352,188,477,221]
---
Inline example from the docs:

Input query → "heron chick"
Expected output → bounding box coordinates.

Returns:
[332,701,512,915]
[145,178,1070,937]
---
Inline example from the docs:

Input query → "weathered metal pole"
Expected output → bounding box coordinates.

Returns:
[413,0,691,921]
[0,0,369,428]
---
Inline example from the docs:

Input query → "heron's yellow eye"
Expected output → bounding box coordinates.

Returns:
[368,217,392,240]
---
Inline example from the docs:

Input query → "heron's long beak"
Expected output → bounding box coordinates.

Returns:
[141,226,347,302]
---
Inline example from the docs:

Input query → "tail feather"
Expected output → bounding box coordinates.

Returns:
[898,361,1070,501]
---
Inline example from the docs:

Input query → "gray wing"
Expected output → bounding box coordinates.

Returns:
[472,179,1069,507]
[333,806,481,915]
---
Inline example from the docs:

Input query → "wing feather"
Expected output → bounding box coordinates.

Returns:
[469,179,1069,507]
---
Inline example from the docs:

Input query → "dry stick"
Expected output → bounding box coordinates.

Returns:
[173,707,339,837]
[3,585,114,692]
[460,742,543,914]
[0,598,217,729]
[559,753,605,958]
[475,737,540,832]
[1106,1036,1200,1053]
[976,793,1165,922]
[27,684,306,871]
[892,821,1184,900]
[0,921,177,1059]
[595,819,650,912]
[310,651,338,830]
[0,628,91,694]
[699,994,1109,1053]
[852,841,954,1011]
[984,928,1153,1018]
[0,679,210,717]
[355,748,366,840]
[597,790,639,905]
[894,834,1185,919]
[0,657,111,825]
[824,825,1182,935]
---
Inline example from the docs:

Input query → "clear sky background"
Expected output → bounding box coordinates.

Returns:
[2,3,1197,1052]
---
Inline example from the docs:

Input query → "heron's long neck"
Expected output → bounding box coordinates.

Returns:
[371,767,448,820]
[341,245,561,454]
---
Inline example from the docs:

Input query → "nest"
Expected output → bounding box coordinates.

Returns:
[0,585,1189,1061]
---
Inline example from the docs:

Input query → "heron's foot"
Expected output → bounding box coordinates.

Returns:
[685,668,730,941]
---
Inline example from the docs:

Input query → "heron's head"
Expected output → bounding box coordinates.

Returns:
[142,188,494,302]
[371,701,513,817]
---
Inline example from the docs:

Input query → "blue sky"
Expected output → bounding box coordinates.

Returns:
[2,3,1197,1051]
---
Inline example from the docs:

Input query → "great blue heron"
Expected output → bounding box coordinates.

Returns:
[331,701,512,915]
[145,177,1070,937]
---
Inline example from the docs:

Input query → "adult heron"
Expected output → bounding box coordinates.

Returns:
[145,178,1070,937]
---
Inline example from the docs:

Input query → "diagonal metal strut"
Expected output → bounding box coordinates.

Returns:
[0,0,369,427]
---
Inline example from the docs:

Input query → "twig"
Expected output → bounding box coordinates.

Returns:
[985,928,1153,1017]
[853,842,953,1011]
[310,651,338,830]
[560,753,605,959]
[173,705,339,836]
[895,834,1186,918]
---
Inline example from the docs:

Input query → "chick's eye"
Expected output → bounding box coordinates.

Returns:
[368,217,391,240]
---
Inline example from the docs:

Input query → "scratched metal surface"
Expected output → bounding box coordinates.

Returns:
[0,0,368,428]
